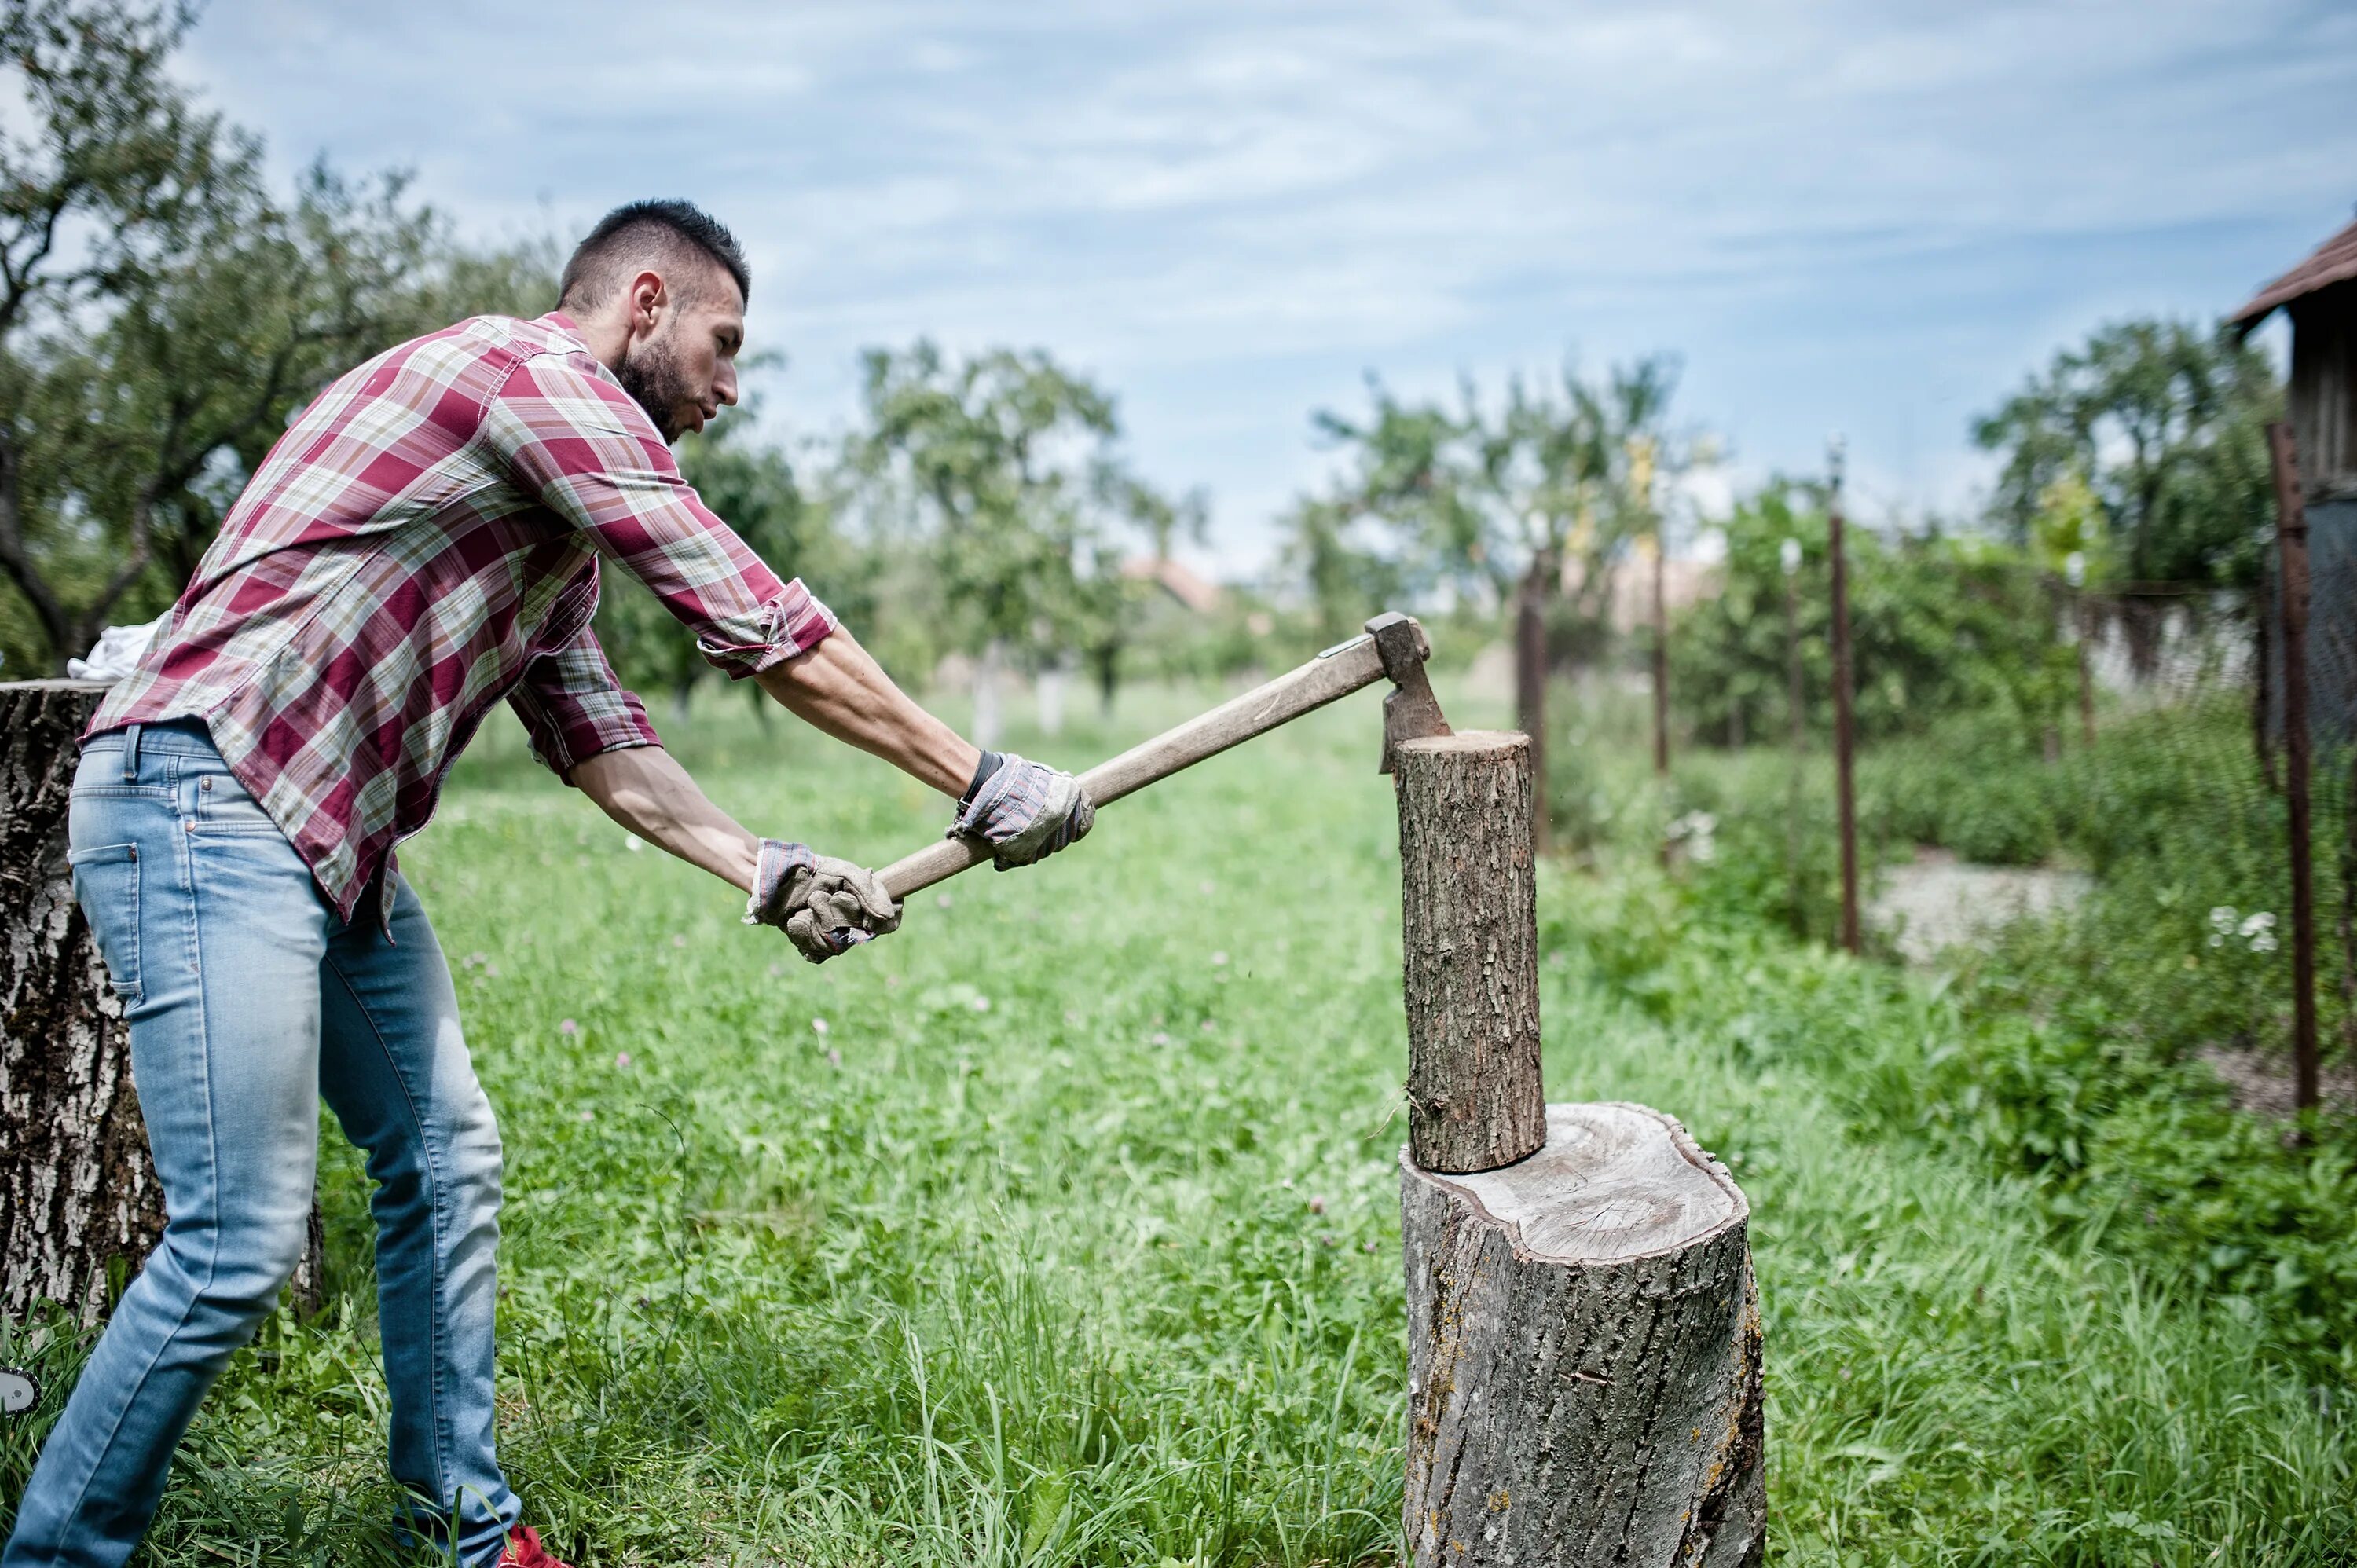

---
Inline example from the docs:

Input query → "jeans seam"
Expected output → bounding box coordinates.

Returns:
[45,797,229,1536]
[321,948,455,1510]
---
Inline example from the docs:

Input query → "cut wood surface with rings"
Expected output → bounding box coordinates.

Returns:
[1401,1103,1765,1567]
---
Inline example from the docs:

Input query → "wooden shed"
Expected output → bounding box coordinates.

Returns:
[2232,214,2357,501]
[2236,213,2357,743]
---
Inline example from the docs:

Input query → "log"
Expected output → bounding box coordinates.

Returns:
[1395,731,1545,1174]
[0,681,320,1324]
[1402,1101,1765,1568]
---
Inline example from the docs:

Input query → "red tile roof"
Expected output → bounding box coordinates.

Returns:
[2231,214,2357,328]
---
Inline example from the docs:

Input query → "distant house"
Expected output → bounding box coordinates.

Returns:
[1122,555,1223,614]
[1559,552,1721,634]
[2232,211,2357,739]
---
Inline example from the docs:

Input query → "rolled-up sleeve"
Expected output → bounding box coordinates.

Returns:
[483,351,838,677]
[507,621,663,781]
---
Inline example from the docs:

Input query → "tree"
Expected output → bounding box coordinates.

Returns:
[0,0,550,673]
[843,340,1187,716]
[1974,318,2282,590]
[1293,355,1703,828]
[1671,482,2073,750]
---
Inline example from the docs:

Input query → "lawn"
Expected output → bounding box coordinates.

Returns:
[4,679,2351,1565]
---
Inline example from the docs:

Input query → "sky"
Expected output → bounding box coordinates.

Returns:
[187,1,2356,578]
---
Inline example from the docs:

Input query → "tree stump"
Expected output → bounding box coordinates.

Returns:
[1,681,320,1324]
[1402,1103,1765,1567]
[1395,731,1545,1174]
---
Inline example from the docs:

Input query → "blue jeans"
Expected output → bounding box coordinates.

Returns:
[4,720,519,1566]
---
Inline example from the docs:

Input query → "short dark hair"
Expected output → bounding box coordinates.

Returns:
[557,199,750,313]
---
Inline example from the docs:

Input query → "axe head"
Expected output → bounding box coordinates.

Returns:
[1365,611,1453,773]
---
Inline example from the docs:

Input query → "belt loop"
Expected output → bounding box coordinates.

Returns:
[121,724,143,784]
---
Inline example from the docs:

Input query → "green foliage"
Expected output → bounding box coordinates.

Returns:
[1285,356,1696,661]
[842,341,1186,695]
[1569,679,2357,1391]
[1672,484,2081,749]
[1974,318,2281,587]
[0,0,554,673]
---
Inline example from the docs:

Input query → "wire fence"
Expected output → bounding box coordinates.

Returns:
[1540,430,2355,1117]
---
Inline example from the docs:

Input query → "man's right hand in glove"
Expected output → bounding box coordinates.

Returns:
[743,838,902,962]
[947,750,1094,870]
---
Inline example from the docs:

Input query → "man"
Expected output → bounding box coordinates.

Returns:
[2,200,1091,1568]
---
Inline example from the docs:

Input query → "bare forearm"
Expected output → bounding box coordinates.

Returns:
[570,745,761,892]
[754,625,980,798]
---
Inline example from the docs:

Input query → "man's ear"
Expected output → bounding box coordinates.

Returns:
[627,269,669,336]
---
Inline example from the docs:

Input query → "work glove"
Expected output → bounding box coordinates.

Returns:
[948,750,1094,870]
[743,838,901,963]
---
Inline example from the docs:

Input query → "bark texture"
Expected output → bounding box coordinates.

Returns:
[1402,1101,1765,1568]
[1395,730,1545,1173]
[1,682,319,1324]
[2,681,163,1324]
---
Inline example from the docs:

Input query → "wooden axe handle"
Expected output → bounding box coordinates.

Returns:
[878,632,1391,899]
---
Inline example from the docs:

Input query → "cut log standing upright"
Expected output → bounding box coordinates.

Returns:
[1395,732,1545,1172]
[2268,423,2320,1116]
[1827,439,1861,954]
[1392,728,1765,1566]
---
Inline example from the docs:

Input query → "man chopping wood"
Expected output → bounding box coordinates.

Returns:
[3,200,1091,1568]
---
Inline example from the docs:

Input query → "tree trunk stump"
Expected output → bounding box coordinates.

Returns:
[1402,1102,1765,1568]
[1,681,321,1324]
[1395,731,1545,1174]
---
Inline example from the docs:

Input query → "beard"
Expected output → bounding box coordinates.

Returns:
[616,329,696,443]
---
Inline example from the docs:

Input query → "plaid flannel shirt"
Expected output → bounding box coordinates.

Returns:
[90,311,836,926]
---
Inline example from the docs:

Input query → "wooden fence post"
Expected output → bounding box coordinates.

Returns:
[2,680,321,1325]
[1394,729,1765,1567]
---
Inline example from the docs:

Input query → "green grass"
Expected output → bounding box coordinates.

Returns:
[4,680,2352,1564]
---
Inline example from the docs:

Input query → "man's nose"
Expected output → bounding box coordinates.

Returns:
[714,361,739,407]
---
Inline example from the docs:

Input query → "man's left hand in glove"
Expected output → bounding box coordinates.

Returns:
[948,751,1094,870]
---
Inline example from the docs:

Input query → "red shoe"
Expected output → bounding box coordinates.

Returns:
[500,1525,574,1568]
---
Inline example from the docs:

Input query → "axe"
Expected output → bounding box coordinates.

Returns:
[877,611,1452,901]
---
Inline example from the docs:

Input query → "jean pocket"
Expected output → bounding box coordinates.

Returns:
[68,842,143,1004]
[194,774,286,837]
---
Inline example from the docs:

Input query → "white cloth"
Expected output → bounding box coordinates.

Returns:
[66,618,163,683]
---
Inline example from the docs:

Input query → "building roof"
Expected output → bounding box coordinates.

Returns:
[2230,214,2357,329]
[1121,555,1223,614]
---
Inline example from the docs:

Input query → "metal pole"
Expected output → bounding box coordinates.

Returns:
[1651,533,1670,779]
[1827,440,1860,955]
[2068,551,2095,748]
[1516,563,1549,853]
[1633,437,1669,779]
[2267,422,2319,1116]
[1783,537,1805,930]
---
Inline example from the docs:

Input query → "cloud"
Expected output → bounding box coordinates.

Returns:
[184,0,2357,572]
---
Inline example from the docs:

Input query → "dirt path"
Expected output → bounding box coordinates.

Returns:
[1868,848,2091,964]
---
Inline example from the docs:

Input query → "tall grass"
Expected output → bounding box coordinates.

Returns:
[2,679,2348,1563]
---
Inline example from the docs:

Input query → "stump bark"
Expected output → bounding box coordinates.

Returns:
[1395,731,1545,1174]
[1402,1102,1765,1568]
[1,681,321,1324]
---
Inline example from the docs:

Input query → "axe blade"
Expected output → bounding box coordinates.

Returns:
[1365,611,1452,773]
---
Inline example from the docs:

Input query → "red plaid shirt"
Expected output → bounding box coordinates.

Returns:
[91,310,835,925]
